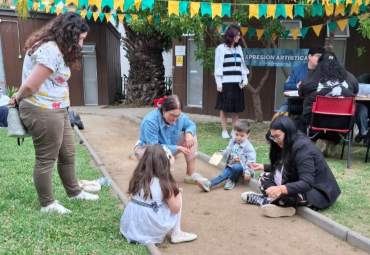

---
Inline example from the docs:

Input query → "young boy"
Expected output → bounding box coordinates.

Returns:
[197,120,256,191]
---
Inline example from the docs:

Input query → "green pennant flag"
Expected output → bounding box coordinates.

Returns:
[300,27,309,39]
[51,6,56,13]
[328,22,337,32]
[62,8,68,13]
[344,4,351,15]
[87,11,93,20]
[248,28,256,39]
[339,0,345,3]
[179,1,189,15]
[221,3,231,17]
[39,4,45,11]
[275,4,286,18]
[328,0,335,3]
[349,16,358,27]
[142,0,154,11]
[312,4,323,17]
[258,4,267,18]
[112,13,118,20]
[54,0,65,6]
[351,0,357,4]
[76,9,81,14]
[79,0,88,8]
[14,0,18,4]
[154,16,160,23]
[222,23,228,33]
[283,30,290,40]
[99,12,105,22]
[359,4,367,13]
[124,0,135,12]
[294,4,304,18]
[200,2,212,16]
[125,14,132,22]
[102,0,114,9]
[264,30,270,39]
[28,0,33,9]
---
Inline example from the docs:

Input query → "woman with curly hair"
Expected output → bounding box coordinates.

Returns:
[298,52,358,157]
[214,25,249,139]
[8,12,98,214]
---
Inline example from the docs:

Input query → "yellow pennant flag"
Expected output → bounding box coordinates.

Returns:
[240,27,248,36]
[365,0,370,5]
[118,14,125,22]
[211,3,222,19]
[285,5,294,19]
[351,4,359,14]
[307,0,313,3]
[66,0,78,6]
[147,15,153,23]
[93,12,99,21]
[134,0,141,11]
[337,19,348,31]
[322,0,330,5]
[89,0,102,9]
[114,0,124,10]
[345,0,351,6]
[132,14,138,20]
[105,13,111,22]
[33,2,40,10]
[249,4,258,19]
[335,3,345,16]
[56,7,63,15]
[256,29,264,40]
[190,2,200,17]
[267,4,276,19]
[168,1,179,16]
[69,8,76,12]
[271,33,277,41]
[312,24,323,36]
[325,3,334,16]
[80,10,87,18]
[45,5,51,12]
[291,29,300,40]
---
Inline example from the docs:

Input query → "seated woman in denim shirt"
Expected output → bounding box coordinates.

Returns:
[134,95,208,184]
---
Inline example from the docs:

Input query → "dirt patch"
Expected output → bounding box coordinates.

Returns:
[80,114,367,255]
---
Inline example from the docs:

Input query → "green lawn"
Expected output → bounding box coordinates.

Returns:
[196,122,370,239]
[0,129,148,255]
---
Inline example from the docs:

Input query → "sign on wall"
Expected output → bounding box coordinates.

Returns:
[242,48,309,67]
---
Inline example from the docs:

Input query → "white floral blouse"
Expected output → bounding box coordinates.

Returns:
[22,41,71,109]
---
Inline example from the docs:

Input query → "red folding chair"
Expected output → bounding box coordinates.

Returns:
[307,96,356,168]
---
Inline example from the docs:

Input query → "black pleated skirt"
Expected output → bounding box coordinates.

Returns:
[215,83,245,113]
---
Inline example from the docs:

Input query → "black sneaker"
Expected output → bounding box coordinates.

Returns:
[355,134,365,143]
[241,192,269,206]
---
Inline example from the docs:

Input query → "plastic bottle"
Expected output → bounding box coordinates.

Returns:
[96,177,111,187]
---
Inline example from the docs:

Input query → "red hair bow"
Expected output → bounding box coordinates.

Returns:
[154,96,167,108]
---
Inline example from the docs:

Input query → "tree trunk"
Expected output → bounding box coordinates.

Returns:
[122,23,168,105]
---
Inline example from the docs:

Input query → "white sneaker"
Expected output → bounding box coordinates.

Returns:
[222,130,231,139]
[171,231,197,243]
[41,200,71,214]
[184,173,208,184]
[230,130,235,138]
[69,191,99,201]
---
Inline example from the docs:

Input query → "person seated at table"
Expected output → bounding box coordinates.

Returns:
[298,52,358,157]
[354,73,370,146]
[278,46,326,113]
[241,116,341,218]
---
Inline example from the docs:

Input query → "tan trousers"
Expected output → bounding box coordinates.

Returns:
[134,134,199,164]
[20,101,81,207]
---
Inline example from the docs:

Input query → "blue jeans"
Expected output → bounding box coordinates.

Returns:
[210,164,244,187]
[355,103,370,135]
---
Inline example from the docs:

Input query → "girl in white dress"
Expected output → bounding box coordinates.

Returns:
[120,144,197,245]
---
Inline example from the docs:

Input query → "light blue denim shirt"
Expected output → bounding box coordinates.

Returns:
[139,109,197,154]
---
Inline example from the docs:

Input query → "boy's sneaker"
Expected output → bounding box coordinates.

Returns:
[222,130,231,139]
[41,200,71,214]
[184,173,207,184]
[224,179,235,190]
[241,191,269,206]
[69,191,99,201]
[197,181,211,192]
[261,204,296,218]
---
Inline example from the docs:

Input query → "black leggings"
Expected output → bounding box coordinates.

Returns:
[258,172,310,208]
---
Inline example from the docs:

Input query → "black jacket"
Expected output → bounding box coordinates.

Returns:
[264,136,341,209]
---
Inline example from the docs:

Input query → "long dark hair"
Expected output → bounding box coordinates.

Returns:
[128,144,179,200]
[269,116,299,173]
[24,12,89,69]
[159,95,183,114]
[223,25,241,48]
[318,52,347,83]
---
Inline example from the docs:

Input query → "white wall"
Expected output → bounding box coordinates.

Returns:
[115,21,173,78]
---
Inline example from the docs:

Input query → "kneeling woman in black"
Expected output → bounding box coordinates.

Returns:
[241,116,341,217]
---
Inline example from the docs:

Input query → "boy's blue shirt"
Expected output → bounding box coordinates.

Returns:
[139,109,196,154]
[221,137,256,175]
